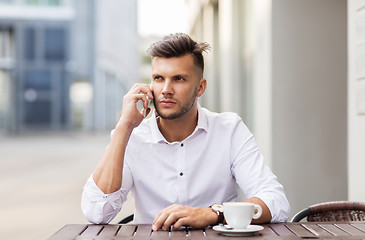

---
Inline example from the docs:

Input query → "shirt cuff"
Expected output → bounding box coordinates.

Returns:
[86,175,122,200]
[255,192,290,223]
[81,175,123,224]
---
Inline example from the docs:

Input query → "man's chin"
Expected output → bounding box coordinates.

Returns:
[156,109,181,120]
[158,112,179,120]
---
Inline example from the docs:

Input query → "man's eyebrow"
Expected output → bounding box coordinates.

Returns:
[152,73,189,78]
[173,73,189,78]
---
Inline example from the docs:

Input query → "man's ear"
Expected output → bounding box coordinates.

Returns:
[196,78,207,97]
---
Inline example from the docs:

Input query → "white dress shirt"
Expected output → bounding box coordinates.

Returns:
[81,104,290,224]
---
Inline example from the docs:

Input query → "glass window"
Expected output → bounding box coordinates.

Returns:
[61,71,70,124]
[24,101,51,124]
[24,69,51,90]
[24,28,35,60]
[44,28,66,61]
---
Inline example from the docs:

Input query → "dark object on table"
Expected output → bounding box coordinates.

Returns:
[118,214,134,224]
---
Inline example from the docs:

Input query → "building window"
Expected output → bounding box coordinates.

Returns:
[24,27,36,61]
[24,101,51,124]
[44,28,66,61]
[24,69,51,90]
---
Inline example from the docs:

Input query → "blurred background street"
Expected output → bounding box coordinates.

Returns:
[0,132,134,240]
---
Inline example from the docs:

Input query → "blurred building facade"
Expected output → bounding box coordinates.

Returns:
[138,35,160,85]
[92,0,138,131]
[0,0,138,133]
[187,0,348,217]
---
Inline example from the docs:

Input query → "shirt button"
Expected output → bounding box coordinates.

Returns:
[180,172,183,176]
[181,143,184,147]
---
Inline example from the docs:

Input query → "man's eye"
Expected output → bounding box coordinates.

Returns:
[176,76,184,81]
[154,76,162,80]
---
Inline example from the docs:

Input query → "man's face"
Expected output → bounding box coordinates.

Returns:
[151,54,205,120]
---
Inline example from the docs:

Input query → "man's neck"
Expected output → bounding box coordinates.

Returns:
[157,104,198,143]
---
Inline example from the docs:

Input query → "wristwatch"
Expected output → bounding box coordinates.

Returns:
[210,203,224,224]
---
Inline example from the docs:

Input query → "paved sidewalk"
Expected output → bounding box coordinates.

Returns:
[0,132,134,240]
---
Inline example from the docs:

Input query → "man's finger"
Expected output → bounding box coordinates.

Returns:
[129,83,147,92]
[173,217,189,230]
[152,204,183,231]
[162,211,187,231]
[129,84,153,99]
[133,93,148,104]
[152,206,169,228]
[153,211,162,226]
[152,211,170,231]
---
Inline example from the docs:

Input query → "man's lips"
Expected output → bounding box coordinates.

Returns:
[160,99,176,107]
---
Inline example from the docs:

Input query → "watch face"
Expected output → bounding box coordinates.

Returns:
[212,204,224,212]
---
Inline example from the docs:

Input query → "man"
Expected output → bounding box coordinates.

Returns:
[82,33,290,231]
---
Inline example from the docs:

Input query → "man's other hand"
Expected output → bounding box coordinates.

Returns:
[152,204,218,231]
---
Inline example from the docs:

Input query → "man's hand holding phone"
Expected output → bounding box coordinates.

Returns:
[118,83,154,130]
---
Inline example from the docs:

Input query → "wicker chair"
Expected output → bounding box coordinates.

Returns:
[291,201,365,222]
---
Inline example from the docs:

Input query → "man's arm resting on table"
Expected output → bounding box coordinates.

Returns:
[152,197,271,231]
[152,204,219,231]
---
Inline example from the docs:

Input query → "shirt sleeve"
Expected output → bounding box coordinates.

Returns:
[81,163,133,224]
[230,118,290,223]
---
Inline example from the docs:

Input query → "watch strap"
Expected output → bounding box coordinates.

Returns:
[210,204,224,224]
[216,210,224,224]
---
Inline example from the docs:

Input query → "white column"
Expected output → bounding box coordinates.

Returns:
[251,0,273,167]
[218,0,234,112]
[201,3,216,110]
[348,0,365,201]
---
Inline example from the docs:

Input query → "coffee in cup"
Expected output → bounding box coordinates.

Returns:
[223,202,262,229]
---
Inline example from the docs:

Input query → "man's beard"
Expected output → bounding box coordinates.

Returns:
[153,89,198,120]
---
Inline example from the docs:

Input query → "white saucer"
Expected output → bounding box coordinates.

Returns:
[212,225,264,237]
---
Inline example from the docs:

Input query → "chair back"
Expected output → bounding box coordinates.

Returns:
[291,201,365,222]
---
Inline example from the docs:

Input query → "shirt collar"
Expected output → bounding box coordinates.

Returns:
[196,102,208,132]
[150,102,209,144]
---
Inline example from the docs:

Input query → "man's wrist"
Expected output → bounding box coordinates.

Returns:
[207,207,219,226]
[115,118,136,135]
[210,204,224,225]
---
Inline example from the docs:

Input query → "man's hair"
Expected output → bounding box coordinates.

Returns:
[147,33,210,73]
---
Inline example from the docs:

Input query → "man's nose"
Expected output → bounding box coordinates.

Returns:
[162,80,173,95]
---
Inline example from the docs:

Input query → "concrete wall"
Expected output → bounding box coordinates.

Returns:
[271,0,348,216]
[348,0,365,201]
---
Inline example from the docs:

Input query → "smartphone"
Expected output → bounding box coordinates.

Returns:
[137,84,155,118]
[136,96,153,118]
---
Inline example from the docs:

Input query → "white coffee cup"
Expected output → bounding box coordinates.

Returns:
[223,202,262,229]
